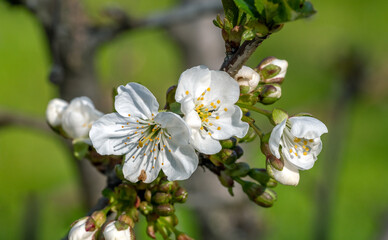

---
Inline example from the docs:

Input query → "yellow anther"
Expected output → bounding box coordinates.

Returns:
[303,140,307,145]
[154,157,156,160]
[303,152,307,156]
[163,145,166,147]
[127,137,130,139]
[295,153,298,157]
[132,156,135,159]
[216,116,220,120]
[202,92,205,96]
[125,142,127,145]
[302,145,306,149]
[169,137,172,139]
[152,166,155,169]
[205,108,208,111]
[141,131,144,134]
[148,123,151,126]
[128,114,131,117]
[309,139,314,142]
[201,97,204,100]
[152,113,154,117]
[209,112,212,116]
[122,126,124,128]
[168,150,171,152]
[305,147,309,151]
[185,90,189,95]
[136,126,139,129]
[150,150,153,152]
[209,123,213,126]
[211,102,214,106]
[162,162,165,165]
[289,149,293,153]
[294,145,298,149]
[144,153,146,156]
[205,119,209,122]
[217,127,221,130]
[200,126,204,130]
[224,108,228,112]
[127,122,129,125]
[207,87,211,91]
[150,139,153,142]
[208,132,212,136]
[294,138,300,143]
[135,132,137,134]
[136,120,139,123]
[217,100,221,104]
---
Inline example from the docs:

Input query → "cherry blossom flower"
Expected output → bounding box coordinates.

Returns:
[175,66,249,155]
[103,221,134,240]
[62,97,103,141]
[46,98,68,127]
[68,218,97,240]
[90,83,198,183]
[268,116,328,185]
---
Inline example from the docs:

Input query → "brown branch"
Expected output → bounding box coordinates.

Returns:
[91,1,222,46]
[220,35,270,77]
[0,109,50,133]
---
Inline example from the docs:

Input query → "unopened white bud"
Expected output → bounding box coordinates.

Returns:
[46,98,68,127]
[62,97,103,140]
[103,221,134,240]
[234,66,260,93]
[258,57,288,83]
[69,217,97,240]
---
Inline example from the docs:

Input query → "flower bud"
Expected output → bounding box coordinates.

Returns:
[158,180,178,193]
[242,182,277,207]
[68,217,97,240]
[139,201,153,215]
[258,84,282,105]
[177,233,194,240]
[174,187,188,203]
[152,192,172,204]
[234,66,261,93]
[257,57,288,83]
[267,154,284,171]
[61,97,103,141]
[225,162,250,177]
[218,149,238,165]
[144,189,152,202]
[46,98,68,127]
[91,211,106,228]
[220,137,237,149]
[233,145,244,159]
[248,168,277,188]
[155,204,175,216]
[103,221,134,240]
[218,171,234,188]
[146,222,156,239]
[118,214,135,228]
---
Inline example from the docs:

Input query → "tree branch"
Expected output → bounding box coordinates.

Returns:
[91,1,222,46]
[220,35,270,77]
[0,109,50,133]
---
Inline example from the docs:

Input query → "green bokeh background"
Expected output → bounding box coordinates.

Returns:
[0,0,387,239]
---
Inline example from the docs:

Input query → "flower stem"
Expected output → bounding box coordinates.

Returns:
[237,103,272,118]
[242,115,264,139]
[233,177,247,186]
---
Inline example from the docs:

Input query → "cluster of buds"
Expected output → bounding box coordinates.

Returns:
[234,57,288,105]
[200,137,277,207]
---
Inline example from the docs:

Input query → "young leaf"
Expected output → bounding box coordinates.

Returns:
[222,0,240,25]
[233,0,259,18]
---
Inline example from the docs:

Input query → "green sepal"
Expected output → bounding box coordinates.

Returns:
[73,140,89,160]
[271,108,288,125]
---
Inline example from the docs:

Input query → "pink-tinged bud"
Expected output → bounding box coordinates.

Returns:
[147,223,156,239]
[68,217,97,240]
[267,154,284,171]
[103,221,135,240]
[152,192,172,204]
[234,66,261,93]
[257,57,288,83]
[91,211,106,228]
[174,187,188,203]
[118,214,135,228]
[155,204,175,216]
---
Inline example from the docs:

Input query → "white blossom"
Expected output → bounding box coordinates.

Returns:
[46,98,68,127]
[103,221,133,240]
[68,218,96,240]
[234,66,260,93]
[175,66,249,155]
[90,83,198,183]
[62,97,103,141]
[269,116,328,185]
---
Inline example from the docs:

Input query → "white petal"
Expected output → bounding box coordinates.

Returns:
[46,98,68,127]
[115,82,159,120]
[69,218,96,240]
[289,116,328,139]
[281,144,316,170]
[175,65,211,102]
[269,119,287,159]
[190,129,222,155]
[103,221,132,240]
[161,143,198,181]
[180,97,196,115]
[123,148,162,183]
[154,112,191,146]
[209,105,249,140]
[183,110,201,130]
[89,113,140,155]
[269,160,300,186]
[202,70,240,106]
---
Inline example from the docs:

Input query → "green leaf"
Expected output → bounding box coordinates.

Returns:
[254,0,265,14]
[241,29,256,41]
[73,140,89,160]
[222,0,240,25]
[233,0,259,18]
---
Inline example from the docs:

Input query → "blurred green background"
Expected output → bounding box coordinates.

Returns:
[1,0,388,239]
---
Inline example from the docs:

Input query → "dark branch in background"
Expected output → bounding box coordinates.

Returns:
[0,109,50,132]
[91,1,222,47]
[220,35,269,77]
